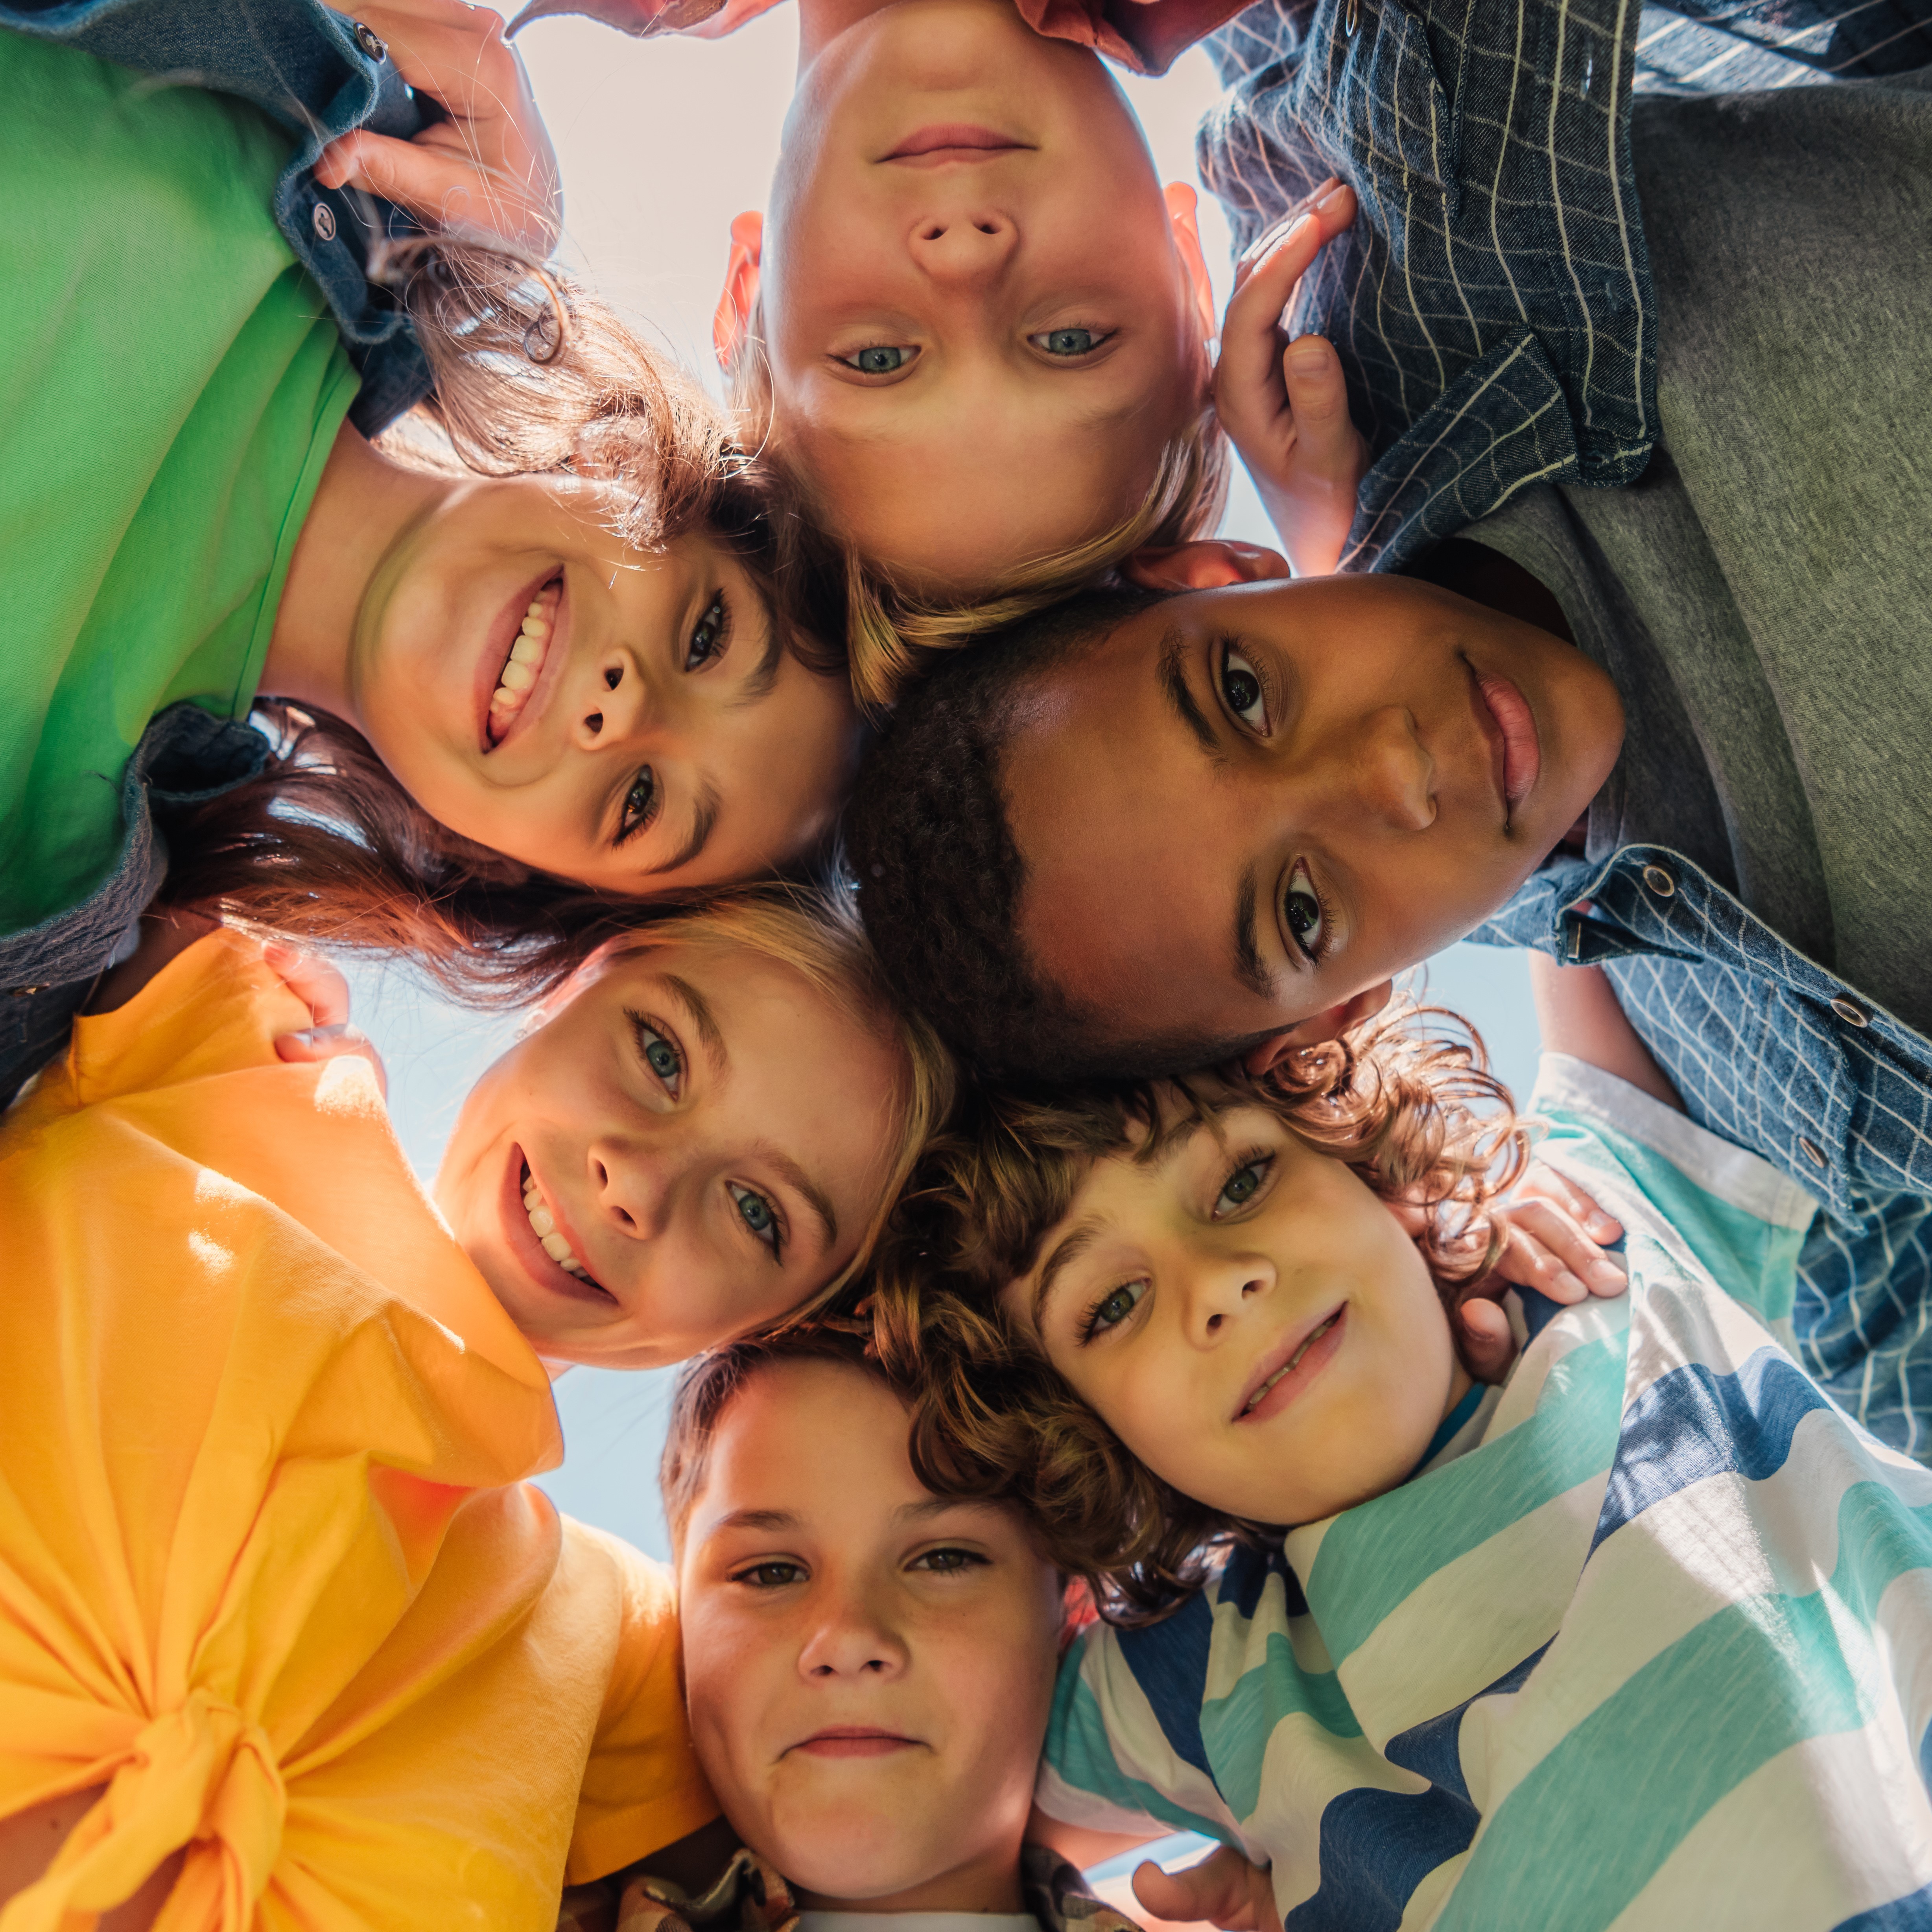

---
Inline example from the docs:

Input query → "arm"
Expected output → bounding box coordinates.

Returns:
[1528,953,1682,1112]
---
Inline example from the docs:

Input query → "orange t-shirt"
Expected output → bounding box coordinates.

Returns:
[0,933,715,1930]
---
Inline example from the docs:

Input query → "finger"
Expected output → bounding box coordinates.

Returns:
[1517,1160,1623,1241]
[1277,334,1361,480]
[1505,1200,1629,1295]
[1132,1850,1253,1929]
[316,130,552,248]
[1456,1294,1517,1382]
[260,942,352,1030]
[274,1023,390,1099]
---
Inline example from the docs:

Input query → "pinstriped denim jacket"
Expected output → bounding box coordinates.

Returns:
[1473,849,1932,1460]
[1195,0,1932,574]
[0,0,437,1103]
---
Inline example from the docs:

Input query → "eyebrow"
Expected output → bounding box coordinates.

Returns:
[732,611,786,709]
[1157,629,1225,763]
[1232,864,1273,997]
[647,783,721,877]
[662,974,728,1078]
[711,1507,798,1533]
[764,1147,839,1253]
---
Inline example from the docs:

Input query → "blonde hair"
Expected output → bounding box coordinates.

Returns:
[594,885,959,1305]
[868,1000,1528,1623]
[726,304,1229,714]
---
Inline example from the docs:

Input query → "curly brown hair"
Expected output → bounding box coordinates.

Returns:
[866,1000,1529,1625]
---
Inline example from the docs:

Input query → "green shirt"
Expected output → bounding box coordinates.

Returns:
[0,32,360,934]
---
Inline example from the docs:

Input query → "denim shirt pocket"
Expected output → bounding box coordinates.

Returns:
[1318,0,1462,217]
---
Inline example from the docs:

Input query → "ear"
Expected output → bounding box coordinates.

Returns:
[1163,182,1217,353]
[712,210,764,371]
[1124,539,1292,592]
[1241,979,1395,1076]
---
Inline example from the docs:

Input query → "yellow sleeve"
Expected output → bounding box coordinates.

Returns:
[564,1524,720,1886]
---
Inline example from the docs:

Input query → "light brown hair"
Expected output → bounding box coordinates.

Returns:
[867,1001,1529,1624]
[726,310,1229,714]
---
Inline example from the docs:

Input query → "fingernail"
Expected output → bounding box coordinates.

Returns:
[1316,178,1351,209]
[1287,338,1331,375]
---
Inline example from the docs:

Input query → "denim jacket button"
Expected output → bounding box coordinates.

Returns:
[312,201,337,242]
[352,19,388,61]
[1641,863,1676,899]
[1830,995,1871,1028]
[1798,1136,1827,1169]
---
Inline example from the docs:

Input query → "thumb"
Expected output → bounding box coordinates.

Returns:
[1132,1847,1260,1928]
[1278,335,1355,471]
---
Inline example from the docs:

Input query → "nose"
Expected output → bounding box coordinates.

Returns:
[1342,706,1435,832]
[797,1575,908,1682]
[906,208,1017,287]
[587,1139,673,1244]
[1183,1249,1276,1347]
[572,647,653,751]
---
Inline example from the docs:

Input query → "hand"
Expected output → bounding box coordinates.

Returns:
[264,944,388,1098]
[316,1,562,256]
[1132,1845,1276,1932]
[1213,178,1369,578]
[1456,1162,1626,1379]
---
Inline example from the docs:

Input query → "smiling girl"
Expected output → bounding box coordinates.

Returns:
[0,890,951,1927]
[0,6,859,1101]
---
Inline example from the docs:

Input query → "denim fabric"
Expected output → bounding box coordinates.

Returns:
[1196,0,1929,572]
[0,705,267,1109]
[1471,851,1932,1460]
[2,0,434,435]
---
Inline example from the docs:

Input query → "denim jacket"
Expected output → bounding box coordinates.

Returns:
[1195,0,1932,574]
[0,0,435,1103]
[1472,848,1932,1460]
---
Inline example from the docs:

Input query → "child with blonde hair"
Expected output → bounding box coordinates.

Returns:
[874,962,1932,1927]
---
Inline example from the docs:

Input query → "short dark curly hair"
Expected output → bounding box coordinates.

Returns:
[847,585,1267,1084]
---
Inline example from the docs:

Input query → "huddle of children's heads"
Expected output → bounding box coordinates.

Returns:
[848,550,1627,1083]
[715,0,1222,607]
[668,1332,1065,1907]
[435,898,953,1367]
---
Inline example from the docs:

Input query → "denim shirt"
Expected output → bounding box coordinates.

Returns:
[1195,0,1932,574]
[1471,849,1932,1459]
[1,0,435,1102]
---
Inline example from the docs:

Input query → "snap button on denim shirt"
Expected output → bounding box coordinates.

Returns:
[1474,848,1932,1461]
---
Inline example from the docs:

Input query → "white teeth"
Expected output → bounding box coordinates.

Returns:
[487,583,559,741]
[522,1165,588,1277]
[1244,1315,1338,1414]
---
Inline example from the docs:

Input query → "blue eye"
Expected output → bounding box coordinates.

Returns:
[730,1183,783,1257]
[1032,327,1107,357]
[843,345,915,374]
[628,1013,683,1094]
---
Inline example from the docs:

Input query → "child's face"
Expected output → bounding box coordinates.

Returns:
[434,941,903,1367]
[678,1358,1063,1910]
[1000,1100,1467,1524]
[732,0,1214,592]
[350,476,860,895]
[999,567,1625,1055]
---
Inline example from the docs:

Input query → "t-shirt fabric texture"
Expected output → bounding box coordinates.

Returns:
[0,31,360,936]
[0,933,715,1929]
[1036,1058,1932,1927]
[1461,67,1932,1036]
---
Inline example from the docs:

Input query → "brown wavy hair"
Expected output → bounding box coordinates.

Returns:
[866,1000,1529,1625]
[726,305,1228,715]
[153,244,849,994]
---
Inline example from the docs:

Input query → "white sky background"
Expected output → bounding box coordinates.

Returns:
[345,5,1538,1559]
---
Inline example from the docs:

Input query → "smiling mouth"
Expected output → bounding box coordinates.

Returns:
[487,578,562,746]
[520,1161,601,1287]
[1237,1307,1345,1420]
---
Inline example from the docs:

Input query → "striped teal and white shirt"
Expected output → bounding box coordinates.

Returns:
[1038,1056,1932,1927]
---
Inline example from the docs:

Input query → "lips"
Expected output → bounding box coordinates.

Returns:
[474,568,569,755]
[789,1728,920,1758]
[1465,659,1542,819]
[500,1145,608,1305]
[1233,1305,1346,1424]
[883,123,1031,162]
